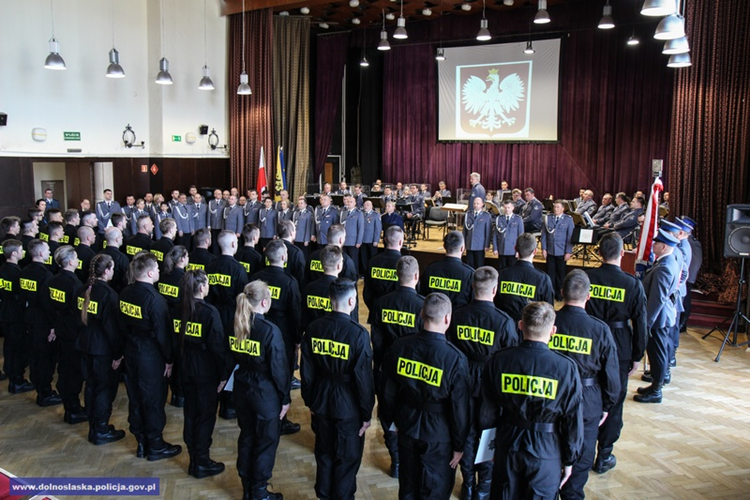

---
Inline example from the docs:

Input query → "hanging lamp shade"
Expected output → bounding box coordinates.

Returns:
[477,18,491,41]
[534,0,550,24]
[106,48,125,78]
[598,3,614,29]
[667,52,691,68]
[394,16,408,39]
[663,36,690,54]
[237,71,252,95]
[378,30,390,50]
[436,47,445,61]
[44,37,66,70]
[641,0,676,17]
[199,65,214,90]
[155,57,172,84]
[654,14,685,40]
[524,40,535,54]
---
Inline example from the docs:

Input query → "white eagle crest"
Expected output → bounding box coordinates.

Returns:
[462,69,525,132]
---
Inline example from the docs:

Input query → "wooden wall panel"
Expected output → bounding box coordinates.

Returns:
[0,157,34,219]
[65,161,93,211]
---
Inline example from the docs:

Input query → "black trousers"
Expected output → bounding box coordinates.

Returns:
[466,250,485,270]
[546,254,566,300]
[360,244,378,276]
[28,323,58,395]
[210,229,222,255]
[497,255,517,270]
[295,241,311,262]
[176,233,192,251]
[2,321,29,384]
[82,353,120,431]
[680,282,694,332]
[597,360,629,457]
[459,398,492,484]
[124,347,168,441]
[312,413,365,500]
[57,339,84,410]
[235,386,282,490]
[399,433,455,500]
[492,431,561,500]
[646,327,673,387]
[182,377,220,462]
[343,246,360,276]
[560,385,602,500]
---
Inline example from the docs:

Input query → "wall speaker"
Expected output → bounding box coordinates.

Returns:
[0,113,7,126]
[724,204,750,258]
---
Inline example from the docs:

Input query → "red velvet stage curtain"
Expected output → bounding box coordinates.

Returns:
[669,0,750,274]
[229,9,274,192]
[314,33,351,177]
[380,7,673,199]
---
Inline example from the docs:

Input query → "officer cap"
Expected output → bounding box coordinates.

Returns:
[659,220,681,234]
[674,218,692,233]
[654,228,679,247]
[679,216,697,230]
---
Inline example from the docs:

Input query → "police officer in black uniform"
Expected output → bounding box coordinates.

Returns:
[0,239,34,393]
[305,225,358,285]
[555,270,621,500]
[494,232,554,329]
[231,281,290,500]
[420,231,474,309]
[178,270,233,479]
[75,226,97,283]
[382,293,470,499]
[98,228,129,293]
[369,255,425,478]
[206,230,249,419]
[124,215,154,260]
[447,266,518,500]
[301,278,375,500]
[119,252,181,461]
[584,233,647,473]
[158,245,189,408]
[276,221,307,288]
[151,218,176,271]
[480,302,583,499]
[363,226,404,324]
[20,239,62,406]
[236,224,263,278]
[303,245,349,326]
[77,254,126,446]
[251,240,302,435]
[188,228,217,272]
[47,245,86,424]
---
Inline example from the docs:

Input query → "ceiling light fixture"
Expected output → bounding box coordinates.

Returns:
[663,36,690,54]
[394,0,408,39]
[461,3,471,11]
[300,6,310,14]
[598,1,614,29]
[423,8,432,16]
[627,32,640,45]
[155,0,172,84]
[641,0,676,17]
[477,0,491,41]
[504,0,514,5]
[360,54,369,67]
[105,0,124,77]
[534,0,551,24]
[654,12,685,39]
[237,0,251,95]
[524,40,535,54]
[436,47,445,61]
[378,10,391,50]
[198,0,214,89]
[352,18,361,25]
[44,0,66,70]
[319,22,329,29]
[386,12,395,20]
[667,52,691,68]
[349,0,359,7]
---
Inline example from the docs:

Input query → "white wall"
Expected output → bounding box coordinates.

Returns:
[0,0,229,158]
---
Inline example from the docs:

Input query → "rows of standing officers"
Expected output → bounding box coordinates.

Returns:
[0,212,664,500]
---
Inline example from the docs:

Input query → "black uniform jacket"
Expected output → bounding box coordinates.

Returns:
[585,263,648,364]
[494,260,554,324]
[47,269,83,342]
[188,248,216,272]
[370,286,424,369]
[230,313,291,409]
[447,300,518,398]
[305,248,358,285]
[363,249,402,316]
[98,246,130,293]
[178,299,234,383]
[77,280,123,358]
[420,256,474,309]
[20,262,54,326]
[119,281,173,363]
[0,262,23,323]
[250,266,302,344]
[75,244,96,283]
[206,255,250,326]
[480,340,583,466]
[301,311,375,423]
[553,305,621,413]
[382,330,470,451]
[150,237,174,267]
[235,246,263,278]
[124,233,153,260]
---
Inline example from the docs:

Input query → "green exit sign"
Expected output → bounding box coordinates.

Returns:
[171,135,182,142]
[63,131,81,141]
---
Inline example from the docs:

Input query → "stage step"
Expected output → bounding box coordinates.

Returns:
[688,292,743,331]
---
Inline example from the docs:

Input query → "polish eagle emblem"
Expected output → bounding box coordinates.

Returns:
[462,69,525,132]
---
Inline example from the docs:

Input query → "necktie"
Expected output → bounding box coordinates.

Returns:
[197,204,200,210]
[107,202,110,208]
[555,216,560,224]
[506,216,510,223]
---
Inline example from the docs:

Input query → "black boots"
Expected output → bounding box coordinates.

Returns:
[634,385,663,403]
[219,391,236,420]
[63,406,88,425]
[135,435,148,458]
[147,438,182,461]
[280,416,300,435]
[475,467,492,500]
[8,380,34,394]
[241,479,284,500]
[89,425,126,446]
[36,390,63,407]
[460,471,475,500]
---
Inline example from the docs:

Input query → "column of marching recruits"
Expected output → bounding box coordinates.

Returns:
[0,183,700,500]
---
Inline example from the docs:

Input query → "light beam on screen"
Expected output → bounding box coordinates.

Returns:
[437,39,561,142]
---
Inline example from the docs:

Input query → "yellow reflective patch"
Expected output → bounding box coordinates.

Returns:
[501,373,558,400]
[265,257,287,268]
[126,245,143,256]
[184,321,202,337]
[307,295,331,312]
[150,249,164,261]
[60,235,69,244]
[371,267,397,281]
[120,300,142,319]
[499,281,536,299]
[76,259,83,269]
[229,336,261,356]
[549,333,592,355]
[311,337,350,360]
[187,263,205,271]
[428,276,461,292]
[74,237,80,246]
[382,309,415,327]
[589,284,625,303]
[397,357,443,387]
[456,325,494,346]
[158,282,179,298]
[46,256,54,266]
[77,296,98,314]
[269,286,281,300]
[310,260,323,272]
[49,287,66,303]
[0,279,11,292]
[241,261,251,273]
[208,273,231,287]
[173,319,181,333]
[20,278,37,292]
[39,232,49,241]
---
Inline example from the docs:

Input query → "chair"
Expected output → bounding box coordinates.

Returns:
[424,208,449,240]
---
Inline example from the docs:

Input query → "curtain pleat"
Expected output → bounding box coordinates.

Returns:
[272,17,311,199]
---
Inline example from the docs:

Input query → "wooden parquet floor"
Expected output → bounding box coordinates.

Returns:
[2,318,750,498]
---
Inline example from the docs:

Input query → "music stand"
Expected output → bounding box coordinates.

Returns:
[501,190,512,202]
[571,226,600,267]
[330,194,344,208]
[368,197,384,212]
[543,199,555,212]
[570,212,586,227]
[442,203,467,231]
[425,198,436,208]
[305,195,320,209]
[484,201,500,216]
[441,196,457,205]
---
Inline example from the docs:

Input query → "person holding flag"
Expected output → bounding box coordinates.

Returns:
[633,177,664,279]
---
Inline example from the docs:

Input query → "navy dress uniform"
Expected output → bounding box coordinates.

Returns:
[244,200,262,226]
[463,209,492,269]
[381,211,404,232]
[231,313,291,498]
[363,248,402,323]
[293,209,314,260]
[258,208,278,249]
[521,197,544,233]
[554,306,621,500]
[360,209,382,274]
[585,262,648,471]
[96,200,122,235]
[172,203,194,249]
[494,261,554,332]
[207,198,226,254]
[277,208,293,223]
[154,211,173,240]
[447,300,517,498]
[382,329,470,499]
[223,204,245,236]
[479,340,584,499]
[541,213,574,301]
[607,203,630,226]
[494,213,524,270]
[77,280,124,442]
[340,207,364,275]
[420,256,475,309]
[315,205,336,246]
[301,311,375,499]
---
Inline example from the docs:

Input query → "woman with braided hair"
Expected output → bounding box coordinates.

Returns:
[158,245,189,407]
[76,253,126,445]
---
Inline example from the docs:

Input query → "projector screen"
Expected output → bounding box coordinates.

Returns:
[438,38,561,142]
